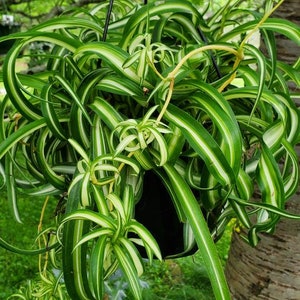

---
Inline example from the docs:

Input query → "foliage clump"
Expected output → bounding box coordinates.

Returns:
[0,0,299,299]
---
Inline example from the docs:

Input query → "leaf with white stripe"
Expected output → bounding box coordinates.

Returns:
[164,104,235,186]
[118,237,144,276]
[257,143,284,208]
[74,42,152,88]
[60,210,116,230]
[128,220,162,261]
[114,243,142,300]
[163,163,231,300]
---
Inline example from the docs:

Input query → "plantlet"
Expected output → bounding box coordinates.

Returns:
[0,0,299,299]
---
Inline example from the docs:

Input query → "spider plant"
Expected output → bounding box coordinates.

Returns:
[0,0,299,299]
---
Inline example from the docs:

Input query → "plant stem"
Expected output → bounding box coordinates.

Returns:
[239,0,284,49]
[156,77,174,124]
[169,45,240,78]
[156,44,241,123]
[215,0,284,93]
[38,196,50,274]
[217,50,243,92]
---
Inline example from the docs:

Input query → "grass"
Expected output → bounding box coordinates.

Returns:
[0,193,57,298]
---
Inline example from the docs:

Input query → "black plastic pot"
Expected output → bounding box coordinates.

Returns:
[0,23,20,54]
[134,170,198,258]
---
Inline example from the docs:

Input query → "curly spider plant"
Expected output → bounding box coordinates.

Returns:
[0,0,299,299]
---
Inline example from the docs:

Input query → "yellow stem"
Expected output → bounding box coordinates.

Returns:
[156,77,174,124]
[155,1,284,123]
[148,58,164,80]
[240,0,284,49]
[169,44,240,78]
[218,51,243,92]
[38,196,50,274]
[156,44,241,123]
[219,0,284,92]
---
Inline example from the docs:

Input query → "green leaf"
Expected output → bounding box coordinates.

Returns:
[62,179,94,300]
[90,235,107,300]
[68,138,90,163]
[18,183,61,197]
[163,163,231,300]
[230,194,300,220]
[97,76,145,98]
[40,83,68,140]
[0,236,59,255]
[114,242,142,300]
[0,118,47,160]
[165,104,235,186]
[5,151,21,223]
[118,237,144,276]
[90,97,124,130]
[71,70,107,149]
[260,29,277,89]
[90,98,156,170]
[243,44,267,121]
[276,61,300,87]
[28,16,104,34]
[2,32,81,121]
[54,74,92,125]
[74,42,152,88]
[220,18,300,46]
[262,120,285,152]
[281,139,299,199]
[92,154,141,175]
[128,220,162,262]
[80,171,92,207]
[63,219,94,300]
[224,87,287,123]
[190,83,243,174]
[119,0,206,48]
[123,185,135,223]
[257,143,285,209]
[74,228,113,250]
[61,210,116,230]
[36,128,66,190]
[106,193,126,221]
[91,184,109,216]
